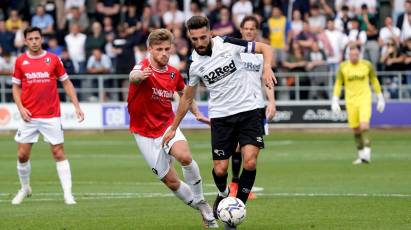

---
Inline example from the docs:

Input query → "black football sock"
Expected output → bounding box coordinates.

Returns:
[361,129,371,147]
[237,168,256,204]
[212,169,228,195]
[231,152,242,183]
[354,133,364,150]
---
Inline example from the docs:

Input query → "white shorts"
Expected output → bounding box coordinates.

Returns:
[133,127,186,179]
[15,117,64,145]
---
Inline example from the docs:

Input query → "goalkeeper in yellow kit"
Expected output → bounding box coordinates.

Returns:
[331,44,385,164]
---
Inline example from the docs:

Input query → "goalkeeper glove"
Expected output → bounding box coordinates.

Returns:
[377,93,385,113]
[331,96,341,113]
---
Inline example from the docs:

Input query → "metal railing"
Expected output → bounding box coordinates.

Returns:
[1,71,410,103]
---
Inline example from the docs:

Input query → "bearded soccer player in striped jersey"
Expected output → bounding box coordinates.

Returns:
[332,44,385,164]
[127,29,218,228]
[228,15,276,199]
[11,27,84,205]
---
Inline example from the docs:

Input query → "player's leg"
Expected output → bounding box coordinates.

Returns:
[229,144,241,197]
[40,118,75,204]
[347,104,365,164]
[12,120,40,204]
[358,103,372,162]
[210,116,238,218]
[236,109,264,204]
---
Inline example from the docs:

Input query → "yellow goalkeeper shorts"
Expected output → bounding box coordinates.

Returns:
[346,102,372,128]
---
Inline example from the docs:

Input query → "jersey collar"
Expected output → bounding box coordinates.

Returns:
[26,50,47,59]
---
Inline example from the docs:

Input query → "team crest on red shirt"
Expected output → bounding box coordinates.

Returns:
[170,72,175,79]
[45,57,51,64]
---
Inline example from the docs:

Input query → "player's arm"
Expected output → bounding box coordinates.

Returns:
[129,67,152,84]
[12,84,32,122]
[61,79,84,122]
[368,62,385,112]
[254,42,277,89]
[331,65,344,113]
[162,85,198,146]
[264,83,276,120]
[177,89,210,125]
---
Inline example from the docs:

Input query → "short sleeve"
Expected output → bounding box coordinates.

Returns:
[55,57,69,81]
[12,60,22,85]
[176,71,185,92]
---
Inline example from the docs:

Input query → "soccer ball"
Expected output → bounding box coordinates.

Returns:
[217,197,246,226]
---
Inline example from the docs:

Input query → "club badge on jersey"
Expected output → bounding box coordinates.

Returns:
[170,72,175,79]
[45,57,51,64]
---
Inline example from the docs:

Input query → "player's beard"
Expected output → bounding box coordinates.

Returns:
[195,41,212,56]
[154,55,169,68]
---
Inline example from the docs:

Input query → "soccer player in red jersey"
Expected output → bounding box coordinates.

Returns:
[127,29,218,228]
[11,27,84,205]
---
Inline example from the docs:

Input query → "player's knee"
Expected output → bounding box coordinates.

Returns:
[51,146,66,161]
[17,153,29,163]
[243,158,257,171]
[178,154,192,166]
[162,176,180,191]
[213,164,228,176]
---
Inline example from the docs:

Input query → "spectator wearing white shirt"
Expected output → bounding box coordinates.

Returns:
[379,16,401,54]
[231,0,253,29]
[345,17,366,58]
[162,0,185,30]
[324,19,347,72]
[65,23,87,73]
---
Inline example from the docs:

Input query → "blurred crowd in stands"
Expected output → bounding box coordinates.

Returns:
[0,0,411,101]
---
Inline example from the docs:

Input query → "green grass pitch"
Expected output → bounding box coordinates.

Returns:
[0,129,410,229]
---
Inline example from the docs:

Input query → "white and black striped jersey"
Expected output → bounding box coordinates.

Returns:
[188,36,259,118]
[240,53,265,109]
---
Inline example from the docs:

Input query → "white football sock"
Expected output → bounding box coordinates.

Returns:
[173,181,196,208]
[182,160,204,203]
[56,160,73,196]
[362,147,371,161]
[17,160,31,190]
[218,187,229,197]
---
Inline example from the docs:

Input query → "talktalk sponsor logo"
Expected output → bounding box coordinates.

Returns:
[0,107,11,125]
[152,88,173,99]
[25,72,50,79]
[203,60,237,84]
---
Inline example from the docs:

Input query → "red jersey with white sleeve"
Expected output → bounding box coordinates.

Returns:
[127,58,185,138]
[12,51,68,118]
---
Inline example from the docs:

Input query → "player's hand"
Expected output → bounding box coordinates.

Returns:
[331,96,341,113]
[18,106,32,122]
[196,113,210,125]
[75,107,85,122]
[162,128,176,148]
[263,67,277,89]
[377,93,385,113]
[142,67,153,79]
[266,103,276,121]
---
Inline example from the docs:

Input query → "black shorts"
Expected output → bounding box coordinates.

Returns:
[210,109,264,160]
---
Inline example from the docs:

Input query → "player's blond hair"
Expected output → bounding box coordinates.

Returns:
[147,29,174,47]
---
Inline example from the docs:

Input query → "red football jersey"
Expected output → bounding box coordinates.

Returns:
[127,58,185,138]
[12,51,68,118]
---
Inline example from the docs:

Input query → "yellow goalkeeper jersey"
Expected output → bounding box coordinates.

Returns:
[333,60,382,105]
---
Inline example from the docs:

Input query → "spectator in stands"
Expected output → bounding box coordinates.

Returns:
[358,4,377,31]
[96,0,120,27]
[290,10,304,38]
[334,5,351,35]
[185,1,205,21]
[104,31,116,67]
[31,4,54,36]
[86,48,112,74]
[212,6,236,37]
[295,21,316,55]
[306,41,329,99]
[379,16,401,49]
[67,6,89,33]
[282,41,308,99]
[264,6,290,67]
[380,37,403,98]
[401,38,411,95]
[112,24,135,74]
[207,0,224,27]
[5,9,23,33]
[47,37,64,56]
[13,21,29,54]
[231,0,253,28]
[85,21,106,57]
[324,18,347,72]
[139,4,161,31]
[397,0,411,43]
[124,3,138,33]
[173,27,189,58]
[65,0,86,14]
[0,20,15,54]
[162,0,185,30]
[353,0,377,15]
[346,17,367,57]
[65,23,87,73]
[0,51,16,101]
[168,43,184,71]
[363,19,379,69]
[134,44,147,65]
[102,16,115,35]
[308,4,326,33]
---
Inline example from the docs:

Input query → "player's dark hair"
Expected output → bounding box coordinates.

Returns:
[240,15,259,30]
[186,16,210,31]
[23,27,43,38]
[147,28,174,47]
